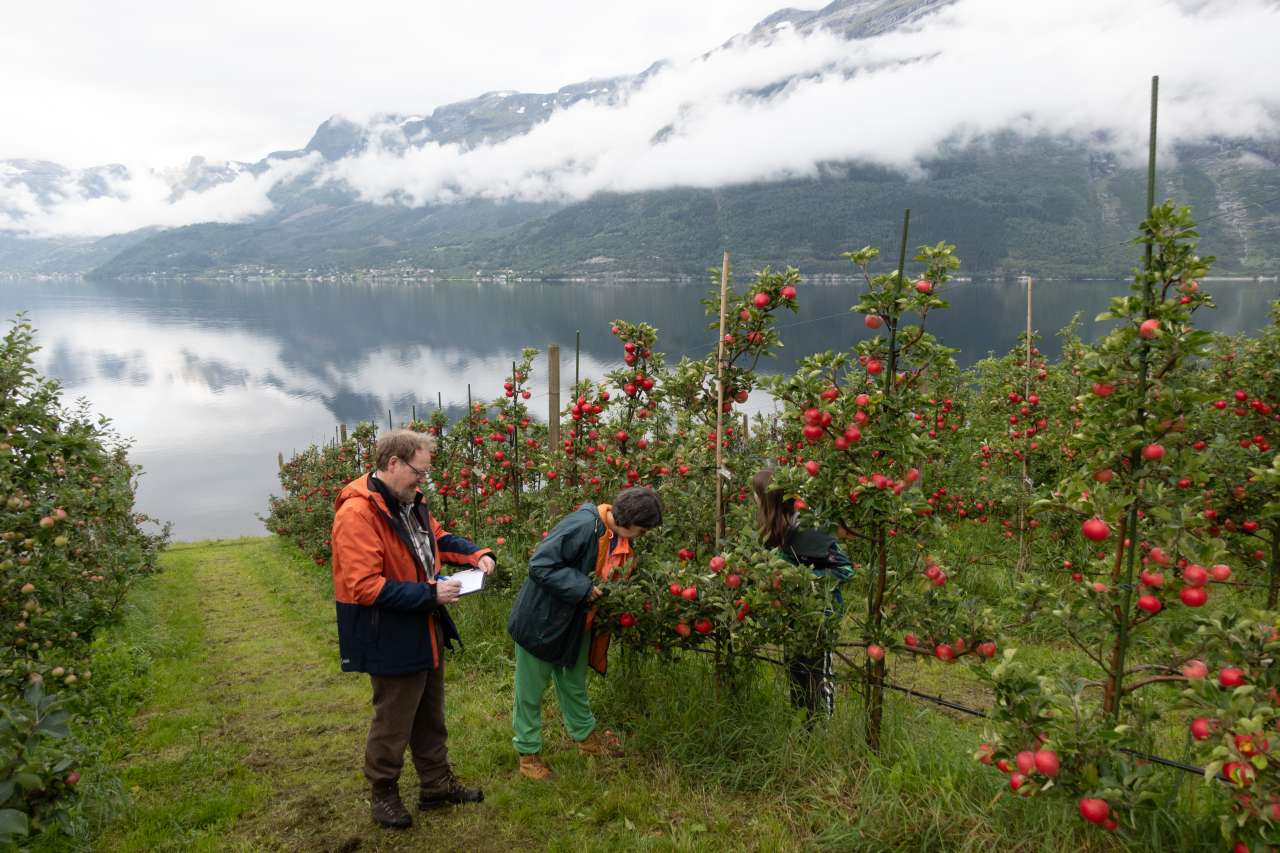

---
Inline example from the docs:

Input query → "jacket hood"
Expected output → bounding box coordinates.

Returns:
[336,472,392,516]
[336,472,429,518]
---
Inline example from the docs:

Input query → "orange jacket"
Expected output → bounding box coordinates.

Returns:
[331,472,492,674]
[586,504,634,675]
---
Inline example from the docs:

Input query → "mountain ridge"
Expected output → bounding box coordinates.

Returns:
[2,0,1278,279]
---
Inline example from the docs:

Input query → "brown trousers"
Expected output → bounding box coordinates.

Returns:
[364,661,449,788]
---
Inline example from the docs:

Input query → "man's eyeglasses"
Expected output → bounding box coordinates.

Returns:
[399,457,429,481]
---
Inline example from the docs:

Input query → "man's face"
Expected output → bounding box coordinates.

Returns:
[386,449,431,503]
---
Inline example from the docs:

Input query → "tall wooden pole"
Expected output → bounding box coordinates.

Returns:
[714,251,730,549]
[467,383,478,541]
[866,208,910,753]
[1017,275,1034,574]
[1107,74,1159,721]
[548,344,561,454]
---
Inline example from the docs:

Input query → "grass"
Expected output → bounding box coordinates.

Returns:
[60,536,1229,851]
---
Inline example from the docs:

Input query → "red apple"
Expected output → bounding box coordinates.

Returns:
[1181,659,1208,680]
[1034,750,1060,777]
[1081,518,1109,541]
[1183,564,1209,587]
[1079,798,1110,824]
[1220,667,1246,687]
[1190,717,1215,740]
[1179,586,1208,607]
[1137,595,1162,614]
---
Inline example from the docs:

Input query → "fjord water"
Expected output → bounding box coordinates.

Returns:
[2,276,1276,539]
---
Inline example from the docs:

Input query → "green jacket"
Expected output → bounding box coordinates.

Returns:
[507,503,605,666]
[778,526,853,607]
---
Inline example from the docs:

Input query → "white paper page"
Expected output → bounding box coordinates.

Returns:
[448,568,486,596]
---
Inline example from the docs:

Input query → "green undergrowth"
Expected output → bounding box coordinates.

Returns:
[65,536,1226,851]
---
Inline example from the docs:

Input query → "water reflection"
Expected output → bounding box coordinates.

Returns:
[0,276,1275,539]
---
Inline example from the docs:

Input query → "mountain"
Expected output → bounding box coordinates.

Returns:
[2,0,1278,280]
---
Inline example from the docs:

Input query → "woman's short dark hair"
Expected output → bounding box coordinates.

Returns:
[612,487,664,529]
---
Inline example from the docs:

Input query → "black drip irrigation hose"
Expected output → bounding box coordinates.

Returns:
[877,679,1226,782]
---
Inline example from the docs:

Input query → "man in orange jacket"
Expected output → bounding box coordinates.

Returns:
[331,429,495,829]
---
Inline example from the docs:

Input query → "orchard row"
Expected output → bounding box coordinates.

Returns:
[266,203,1280,850]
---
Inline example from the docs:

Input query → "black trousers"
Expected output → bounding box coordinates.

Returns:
[786,651,835,719]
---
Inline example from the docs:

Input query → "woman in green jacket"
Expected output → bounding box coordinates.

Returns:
[507,487,663,780]
[751,469,852,721]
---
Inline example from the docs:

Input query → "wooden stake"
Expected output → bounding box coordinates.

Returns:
[513,360,521,521]
[1108,74,1160,722]
[548,344,561,455]
[1016,274,1034,575]
[339,423,348,443]
[715,250,730,549]
[467,384,478,540]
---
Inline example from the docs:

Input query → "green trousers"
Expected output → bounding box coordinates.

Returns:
[512,637,596,754]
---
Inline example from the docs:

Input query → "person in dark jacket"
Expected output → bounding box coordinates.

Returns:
[751,468,852,722]
[332,429,495,829]
[507,487,663,780]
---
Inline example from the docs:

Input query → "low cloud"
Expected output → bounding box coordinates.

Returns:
[5,0,1279,238]
[331,0,1280,206]
[0,154,318,238]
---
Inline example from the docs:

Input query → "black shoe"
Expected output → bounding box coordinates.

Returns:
[419,771,484,810]
[371,783,412,829]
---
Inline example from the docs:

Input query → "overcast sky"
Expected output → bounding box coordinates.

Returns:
[1,0,794,168]
[3,0,1279,239]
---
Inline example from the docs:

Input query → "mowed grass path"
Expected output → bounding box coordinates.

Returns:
[93,538,826,852]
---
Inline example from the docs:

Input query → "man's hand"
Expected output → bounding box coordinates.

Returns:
[436,578,463,604]
[478,555,496,575]
[588,585,604,602]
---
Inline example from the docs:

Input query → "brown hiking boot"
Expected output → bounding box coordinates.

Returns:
[518,753,553,781]
[418,769,484,810]
[370,782,412,829]
[576,728,623,757]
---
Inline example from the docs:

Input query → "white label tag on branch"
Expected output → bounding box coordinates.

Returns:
[718,467,732,480]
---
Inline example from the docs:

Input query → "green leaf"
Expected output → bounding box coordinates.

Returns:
[14,773,42,793]
[0,809,27,838]
[36,710,69,738]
